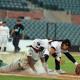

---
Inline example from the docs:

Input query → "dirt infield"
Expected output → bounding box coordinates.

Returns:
[0,71,80,80]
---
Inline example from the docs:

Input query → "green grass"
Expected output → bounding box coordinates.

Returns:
[0,75,59,80]
[48,52,80,73]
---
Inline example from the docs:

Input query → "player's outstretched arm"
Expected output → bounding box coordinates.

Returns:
[27,56,36,72]
[64,52,78,66]
[40,57,48,73]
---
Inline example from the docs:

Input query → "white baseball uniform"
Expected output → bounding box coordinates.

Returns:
[0,25,9,51]
[51,41,62,57]
[51,41,69,57]
[41,39,50,56]
[26,46,46,74]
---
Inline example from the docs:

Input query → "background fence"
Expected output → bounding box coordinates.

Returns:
[0,18,80,46]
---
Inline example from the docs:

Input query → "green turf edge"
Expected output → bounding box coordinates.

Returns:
[0,75,61,80]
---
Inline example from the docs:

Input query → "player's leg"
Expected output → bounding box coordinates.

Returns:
[54,57,66,74]
[13,37,16,52]
[43,49,50,73]
[51,54,65,74]
[51,53,60,70]
[16,38,20,52]
[13,37,20,52]
[0,36,2,51]
[2,36,8,52]
[13,37,18,52]
[44,54,49,63]
[1,36,5,51]
[0,60,22,73]
[0,36,3,51]
[55,58,60,70]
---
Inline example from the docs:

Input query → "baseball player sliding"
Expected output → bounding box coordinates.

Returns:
[0,39,47,74]
[0,21,10,52]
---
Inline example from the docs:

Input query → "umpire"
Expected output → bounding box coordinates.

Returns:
[11,19,24,52]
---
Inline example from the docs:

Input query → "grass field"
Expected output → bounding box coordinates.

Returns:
[0,52,80,80]
[0,75,60,80]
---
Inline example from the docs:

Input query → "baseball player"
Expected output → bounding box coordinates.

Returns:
[11,19,24,52]
[50,39,78,74]
[0,39,46,74]
[0,21,10,52]
[26,39,47,74]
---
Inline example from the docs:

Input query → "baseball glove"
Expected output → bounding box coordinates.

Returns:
[75,64,80,75]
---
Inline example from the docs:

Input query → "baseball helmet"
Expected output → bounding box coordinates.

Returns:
[32,39,44,50]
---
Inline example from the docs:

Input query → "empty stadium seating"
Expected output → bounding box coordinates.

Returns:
[0,0,29,11]
[1,18,79,46]
[30,0,80,14]
[0,0,80,14]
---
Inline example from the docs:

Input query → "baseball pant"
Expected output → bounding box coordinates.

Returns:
[0,60,20,72]
[52,54,61,70]
[0,35,8,51]
[13,37,20,52]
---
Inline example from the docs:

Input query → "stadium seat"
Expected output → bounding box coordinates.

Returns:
[0,0,29,11]
[29,0,80,14]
